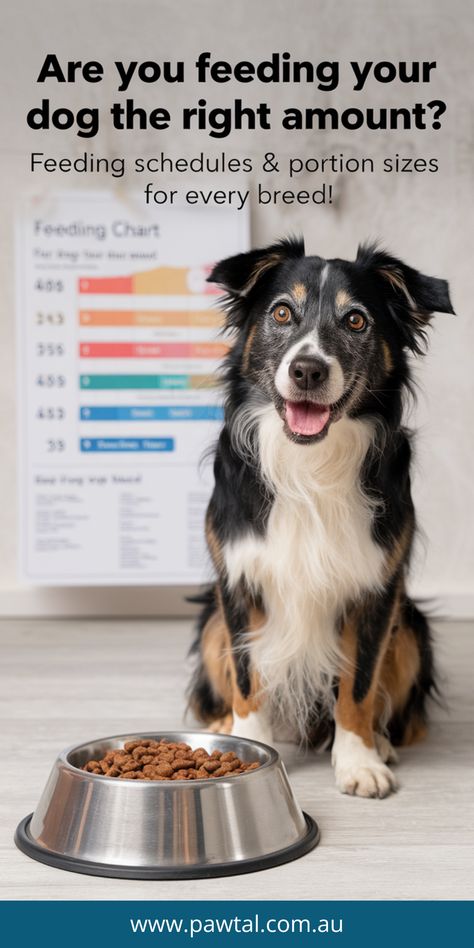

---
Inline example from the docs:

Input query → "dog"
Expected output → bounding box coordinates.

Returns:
[188,238,454,797]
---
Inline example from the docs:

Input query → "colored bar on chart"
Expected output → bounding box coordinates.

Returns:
[78,265,219,296]
[79,276,133,294]
[80,438,174,452]
[79,342,229,359]
[80,406,224,421]
[80,374,217,390]
[79,310,222,328]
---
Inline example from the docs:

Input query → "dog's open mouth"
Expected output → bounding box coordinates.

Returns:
[285,400,331,438]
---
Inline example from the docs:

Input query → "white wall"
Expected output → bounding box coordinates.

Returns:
[0,0,472,616]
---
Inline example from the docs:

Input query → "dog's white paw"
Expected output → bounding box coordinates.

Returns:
[375,732,399,764]
[332,725,398,798]
[231,710,274,746]
[335,760,397,798]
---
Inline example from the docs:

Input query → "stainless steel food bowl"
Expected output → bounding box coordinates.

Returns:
[15,731,319,879]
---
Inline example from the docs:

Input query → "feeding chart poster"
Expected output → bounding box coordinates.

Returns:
[17,191,249,584]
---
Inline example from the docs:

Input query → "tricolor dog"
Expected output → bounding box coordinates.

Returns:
[188,238,454,797]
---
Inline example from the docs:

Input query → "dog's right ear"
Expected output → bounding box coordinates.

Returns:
[208,237,305,315]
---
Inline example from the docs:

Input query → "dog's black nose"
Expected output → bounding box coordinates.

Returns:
[289,355,329,391]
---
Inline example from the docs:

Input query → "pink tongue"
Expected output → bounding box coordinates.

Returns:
[286,401,330,436]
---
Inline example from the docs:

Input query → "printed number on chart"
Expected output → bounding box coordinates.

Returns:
[36,407,66,420]
[35,374,66,387]
[36,312,65,325]
[34,279,64,292]
[36,343,65,357]
[46,439,66,452]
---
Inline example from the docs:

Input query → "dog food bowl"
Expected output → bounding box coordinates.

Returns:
[15,731,319,879]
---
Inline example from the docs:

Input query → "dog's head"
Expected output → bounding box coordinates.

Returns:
[209,238,454,444]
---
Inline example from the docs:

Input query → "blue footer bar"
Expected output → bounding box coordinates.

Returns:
[0,901,471,947]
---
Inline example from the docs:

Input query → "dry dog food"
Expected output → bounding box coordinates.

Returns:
[82,739,261,780]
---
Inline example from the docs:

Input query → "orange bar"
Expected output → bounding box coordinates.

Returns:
[79,310,222,327]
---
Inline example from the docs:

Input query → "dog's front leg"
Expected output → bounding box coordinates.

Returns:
[219,583,274,746]
[332,585,399,798]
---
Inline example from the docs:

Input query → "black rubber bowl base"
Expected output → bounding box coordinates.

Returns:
[15,813,320,880]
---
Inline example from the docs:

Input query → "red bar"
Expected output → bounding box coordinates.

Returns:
[78,276,133,294]
[79,342,228,359]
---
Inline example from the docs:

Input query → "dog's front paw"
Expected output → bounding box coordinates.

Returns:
[332,726,398,798]
[335,760,397,798]
[208,713,233,734]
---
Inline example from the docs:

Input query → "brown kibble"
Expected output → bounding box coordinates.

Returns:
[123,759,141,772]
[192,748,209,758]
[201,759,220,773]
[174,757,195,769]
[132,747,148,759]
[82,739,259,781]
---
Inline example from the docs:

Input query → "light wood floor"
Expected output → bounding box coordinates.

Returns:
[1,618,473,900]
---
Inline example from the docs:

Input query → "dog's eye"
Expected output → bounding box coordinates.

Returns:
[273,304,292,325]
[346,312,367,332]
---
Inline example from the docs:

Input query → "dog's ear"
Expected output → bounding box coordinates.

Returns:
[356,243,455,353]
[208,237,305,328]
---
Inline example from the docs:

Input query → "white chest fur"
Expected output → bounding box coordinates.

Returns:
[223,407,385,730]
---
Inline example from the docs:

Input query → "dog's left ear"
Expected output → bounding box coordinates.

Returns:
[357,243,455,353]
[208,237,305,328]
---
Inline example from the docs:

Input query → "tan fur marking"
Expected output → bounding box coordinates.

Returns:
[201,608,233,715]
[335,289,352,309]
[208,713,233,734]
[402,716,427,745]
[382,519,414,583]
[205,516,224,573]
[242,324,257,373]
[379,266,410,297]
[379,266,427,326]
[382,340,394,374]
[378,624,421,721]
[199,598,266,724]
[245,252,284,293]
[336,596,398,748]
[292,282,307,304]
[232,607,265,718]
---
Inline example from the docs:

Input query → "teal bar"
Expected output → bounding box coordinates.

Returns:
[80,374,190,390]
